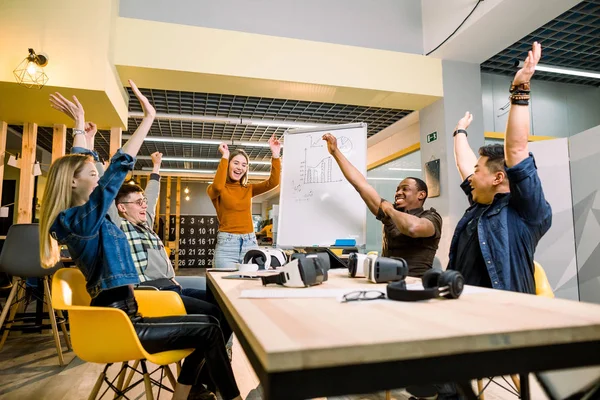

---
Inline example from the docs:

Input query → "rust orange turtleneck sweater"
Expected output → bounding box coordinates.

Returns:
[207,157,281,234]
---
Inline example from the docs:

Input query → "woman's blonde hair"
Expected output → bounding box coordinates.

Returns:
[39,154,93,269]
[227,149,250,187]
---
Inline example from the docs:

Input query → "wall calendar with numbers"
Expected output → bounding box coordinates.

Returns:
[168,215,219,268]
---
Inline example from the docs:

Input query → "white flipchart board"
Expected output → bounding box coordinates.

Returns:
[277,123,367,248]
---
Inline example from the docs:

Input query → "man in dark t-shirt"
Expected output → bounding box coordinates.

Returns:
[381,198,442,277]
[323,134,442,277]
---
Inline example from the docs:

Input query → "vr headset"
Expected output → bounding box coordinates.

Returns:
[387,269,464,302]
[261,253,330,288]
[243,248,287,270]
[348,253,408,283]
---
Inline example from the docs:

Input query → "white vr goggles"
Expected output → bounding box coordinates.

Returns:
[243,248,287,270]
[347,253,408,283]
[260,253,330,288]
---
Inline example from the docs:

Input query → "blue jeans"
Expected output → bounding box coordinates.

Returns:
[213,232,258,269]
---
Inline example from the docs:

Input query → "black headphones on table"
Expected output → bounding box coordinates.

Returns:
[386,269,464,302]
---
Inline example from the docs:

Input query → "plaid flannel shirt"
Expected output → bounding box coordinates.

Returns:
[120,220,163,281]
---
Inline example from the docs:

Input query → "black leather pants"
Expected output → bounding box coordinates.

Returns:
[132,314,240,400]
[91,291,239,400]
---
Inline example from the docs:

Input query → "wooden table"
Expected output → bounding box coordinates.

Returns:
[207,269,600,400]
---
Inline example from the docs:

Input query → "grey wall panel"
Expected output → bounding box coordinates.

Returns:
[120,0,424,54]
[482,73,600,138]
[529,139,578,300]
[569,125,600,304]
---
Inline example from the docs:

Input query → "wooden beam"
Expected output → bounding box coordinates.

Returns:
[175,177,181,271]
[110,127,122,157]
[165,176,172,254]
[0,122,7,210]
[17,123,38,223]
[52,124,67,163]
[154,178,161,233]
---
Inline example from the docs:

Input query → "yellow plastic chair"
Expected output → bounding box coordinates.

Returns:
[534,261,554,298]
[476,261,554,399]
[52,268,194,400]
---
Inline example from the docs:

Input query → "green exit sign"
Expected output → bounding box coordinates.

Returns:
[427,132,438,143]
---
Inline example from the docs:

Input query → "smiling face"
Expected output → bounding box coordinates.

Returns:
[228,153,249,182]
[394,178,426,210]
[469,156,497,204]
[117,191,148,225]
[468,155,509,205]
[71,161,99,204]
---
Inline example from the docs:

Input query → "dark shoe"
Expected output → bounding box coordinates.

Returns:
[187,385,217,400]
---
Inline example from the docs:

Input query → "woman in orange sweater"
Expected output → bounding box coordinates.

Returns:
[207,136,281,268]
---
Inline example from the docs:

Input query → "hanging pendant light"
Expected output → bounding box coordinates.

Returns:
[13,48,49,89]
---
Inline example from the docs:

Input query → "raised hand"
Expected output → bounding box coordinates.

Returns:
[456,112,474,131]
[83,121,98,151]
[513,42,542,86]
[218,143,230,159]
[129,79,156,119]
[84,122,97,139]
[49,93,85,123]
[322,133,338,155]
[268,135,282,158]
[151,151,163,166]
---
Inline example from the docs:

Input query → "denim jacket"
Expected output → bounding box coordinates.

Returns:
[50,149,140,298]
[448,154,552,294]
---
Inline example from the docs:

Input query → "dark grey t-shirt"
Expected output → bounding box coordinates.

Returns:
[381,207,442,277]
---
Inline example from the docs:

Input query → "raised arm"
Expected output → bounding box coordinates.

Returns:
[207,143,229,200]
[121,80,156,158]
[503,42,551,227]
[323,133,380,216]
[145,151,162,227]
[252,135,281,196]
[505,42,541,168]
[453,112,478,182]
[380,201,438,238]
[50,93,88,149]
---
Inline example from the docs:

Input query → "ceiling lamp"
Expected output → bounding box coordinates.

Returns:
[13,48,49,89]
[515,60,600,80]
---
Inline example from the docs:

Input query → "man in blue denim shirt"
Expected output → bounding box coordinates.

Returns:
[429,41,554,400]
[448,41,552,295]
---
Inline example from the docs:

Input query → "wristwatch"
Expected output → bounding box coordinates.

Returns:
[72,128,85,138]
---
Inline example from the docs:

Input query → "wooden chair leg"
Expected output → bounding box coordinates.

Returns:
[510,374,521,393]
[164,364,177,389]
[477,379,485,399]
[43,276,65,366]
[114,362,129,399]
[55,309,72,350]
[123,360,140,390]
[0,278,19,331]
[0,278,23,350]
[141,361,154,400]
[88,370,107,400]
[176,360,182,375]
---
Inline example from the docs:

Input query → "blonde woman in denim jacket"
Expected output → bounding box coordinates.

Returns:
[39,81,241,400]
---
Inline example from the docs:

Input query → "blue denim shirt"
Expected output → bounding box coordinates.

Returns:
[448,154,552,294]
[50,149,140,298]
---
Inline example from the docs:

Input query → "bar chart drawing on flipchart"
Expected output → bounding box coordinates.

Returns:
[277,123,367,248]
